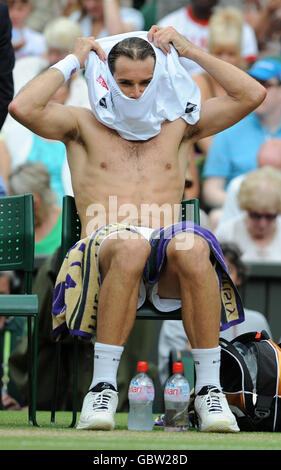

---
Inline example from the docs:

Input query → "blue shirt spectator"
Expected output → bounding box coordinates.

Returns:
[201,56,281,227]
[0,173,6,197]
[203,113,281,187]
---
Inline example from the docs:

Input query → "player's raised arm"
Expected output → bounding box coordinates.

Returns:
[8,36,106,143]
[148,26,267,140]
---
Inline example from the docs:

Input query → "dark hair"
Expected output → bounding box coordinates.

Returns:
[108,37,156,75]
[220,242,248,284]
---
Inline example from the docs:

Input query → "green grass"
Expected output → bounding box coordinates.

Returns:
[0,411,281,451]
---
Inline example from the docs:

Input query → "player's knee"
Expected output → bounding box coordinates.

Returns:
[168,233,210,276]
[111,237,151,276]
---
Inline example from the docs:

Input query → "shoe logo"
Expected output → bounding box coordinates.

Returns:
[100,383,109,390]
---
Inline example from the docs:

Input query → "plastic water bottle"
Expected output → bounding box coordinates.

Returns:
[234,341,258,388]
[163,362,190,432]
[128,361,155,431]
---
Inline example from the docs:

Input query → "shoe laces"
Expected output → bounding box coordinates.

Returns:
[203,387,223,414]
[89,389,114,412]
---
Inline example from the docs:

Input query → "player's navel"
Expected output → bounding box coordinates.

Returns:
[166,163,172,170]
[100,162,107,169]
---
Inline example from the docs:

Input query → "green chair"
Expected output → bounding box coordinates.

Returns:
[51,195,200,426]
[0,194,39,425]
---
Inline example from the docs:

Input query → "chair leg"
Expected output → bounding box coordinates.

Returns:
[51,337,79,428]
[27,316,39,426]
[69,336,78,428]
[50,341,61,426]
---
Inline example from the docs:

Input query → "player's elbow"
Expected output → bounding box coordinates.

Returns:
[247,82,267,112]
[9,97,23,121]
[8,96,34,126]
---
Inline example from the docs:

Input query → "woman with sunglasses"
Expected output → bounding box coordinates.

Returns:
[215,165,281,262]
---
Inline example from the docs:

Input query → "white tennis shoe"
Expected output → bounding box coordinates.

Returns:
[77,382,118,430]
[194,386,240,433]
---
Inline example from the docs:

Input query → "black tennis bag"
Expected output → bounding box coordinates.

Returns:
[219,330,281,431]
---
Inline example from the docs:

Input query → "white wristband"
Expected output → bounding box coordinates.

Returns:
[50,54,81,81]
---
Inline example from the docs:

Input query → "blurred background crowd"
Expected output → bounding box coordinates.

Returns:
[0,0,280,413]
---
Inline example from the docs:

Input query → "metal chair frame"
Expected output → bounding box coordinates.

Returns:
[0,194,39,425]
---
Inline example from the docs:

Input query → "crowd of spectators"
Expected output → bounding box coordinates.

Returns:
[0,0,280,407]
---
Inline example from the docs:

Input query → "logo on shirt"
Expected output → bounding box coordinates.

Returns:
[96,75,109,90]
[99,98,107,108]
[185,102,197,113]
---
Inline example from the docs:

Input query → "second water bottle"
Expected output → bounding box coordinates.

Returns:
[163,362,190,431]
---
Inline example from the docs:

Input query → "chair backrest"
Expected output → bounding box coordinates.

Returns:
[61,195,200,259]
[181,199,200,225]
[0,194,35,293]
[61,195,81,260]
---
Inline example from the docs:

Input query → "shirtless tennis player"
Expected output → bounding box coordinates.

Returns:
[9,25,266,432]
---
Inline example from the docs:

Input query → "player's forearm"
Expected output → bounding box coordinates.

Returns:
[185,45,265,110]
[149,25,266,111]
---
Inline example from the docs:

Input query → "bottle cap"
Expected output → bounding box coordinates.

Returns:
[137,361,148,372]
[173,362,183,374]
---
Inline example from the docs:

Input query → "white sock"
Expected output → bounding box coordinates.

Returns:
[89,342,124,391]
[191,346,221,394]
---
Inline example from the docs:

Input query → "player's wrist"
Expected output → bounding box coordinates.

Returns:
[50,54,81,82]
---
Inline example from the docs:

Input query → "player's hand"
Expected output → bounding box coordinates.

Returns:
[148,25,192,58]
[72,36,107,68]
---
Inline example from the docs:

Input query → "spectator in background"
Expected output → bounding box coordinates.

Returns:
[215,166,281,262]
[69,0,144,38]
[62,0,81,17]
[0,0,14,209]
[9,16,87,102]
[158,241,272,386]
[243,0,281,57]
[4,0,47,59]
[0,1,15,130]
[0,271,25,410]
[24,0,66,32]
[156,0,188,22]
[2,17,84,202]
[157,0,258,76]
[8,162,62,256]
[202,56,281,229]
[219,138,281,226]
[0,136,10,196]
[193,6,246,155]
[190,6,247,228]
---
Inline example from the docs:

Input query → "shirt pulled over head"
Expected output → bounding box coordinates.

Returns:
[85,31,201,141]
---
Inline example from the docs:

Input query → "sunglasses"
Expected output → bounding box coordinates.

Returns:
[248,211,278,221]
